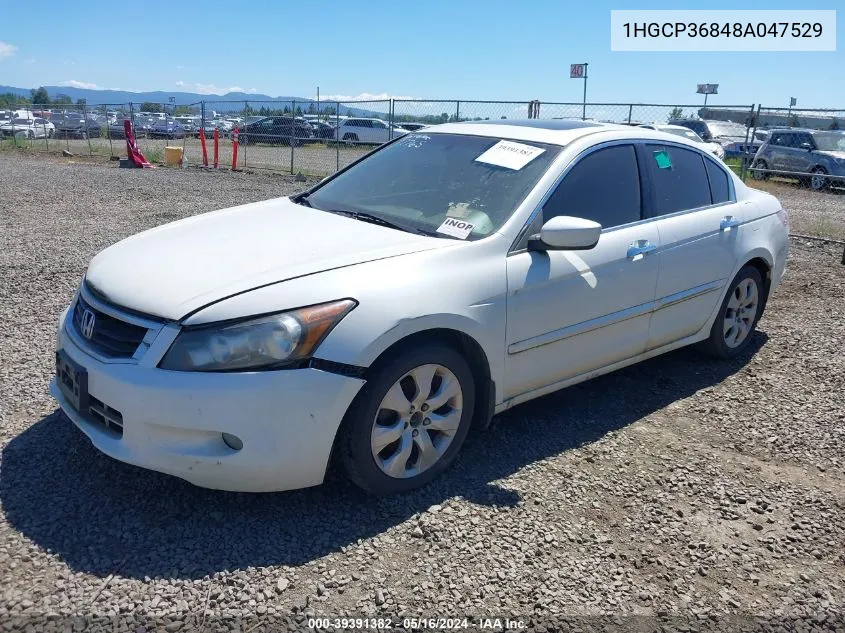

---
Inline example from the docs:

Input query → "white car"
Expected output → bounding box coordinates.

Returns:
[0,117,55,139]
[640,123,725,160]
[51,120,789,494]
[336,117,407,144]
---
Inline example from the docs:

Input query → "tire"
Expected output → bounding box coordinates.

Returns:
[809,167,828,191]
[751,159,769,181]
[339,343,476,495]
[698,265,765,360]
[342,133,358,145]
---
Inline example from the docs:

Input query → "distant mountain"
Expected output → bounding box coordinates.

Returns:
[0,85,384,117]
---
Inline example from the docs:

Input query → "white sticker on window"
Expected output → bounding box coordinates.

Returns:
[474,140,545,170]
[436,217,476,239]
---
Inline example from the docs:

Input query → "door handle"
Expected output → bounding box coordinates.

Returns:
[720,215,741,232]
[627,240,657,260]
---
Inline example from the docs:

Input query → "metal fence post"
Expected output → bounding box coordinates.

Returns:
[335,103,340,172]
[627,104,633,124]
[82,103,93,156]
[290,99,295,174]
[456,100,460,123]
[742,103,760,181]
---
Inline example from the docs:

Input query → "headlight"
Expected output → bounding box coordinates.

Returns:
[159,299,356,372]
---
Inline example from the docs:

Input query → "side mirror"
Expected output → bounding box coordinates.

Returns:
[528,216,602,252]
[800,142,813,150]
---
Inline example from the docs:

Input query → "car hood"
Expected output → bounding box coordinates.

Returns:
[85,197,446,321]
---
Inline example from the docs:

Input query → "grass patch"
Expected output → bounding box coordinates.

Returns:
[144,147,163,164]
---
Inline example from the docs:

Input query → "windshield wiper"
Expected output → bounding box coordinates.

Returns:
[325,209,420,234]
[292,192,312,207]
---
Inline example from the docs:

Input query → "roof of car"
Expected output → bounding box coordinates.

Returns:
[424,118,628,145]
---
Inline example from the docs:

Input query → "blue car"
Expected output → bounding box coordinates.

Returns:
[148,119,186,140]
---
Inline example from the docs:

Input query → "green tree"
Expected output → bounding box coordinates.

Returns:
[53,94,73,105]
[668,107,684,121]
[30,86,50,105]
[76,98,87,106]
[0,92,28,109]
[140,102,161,112]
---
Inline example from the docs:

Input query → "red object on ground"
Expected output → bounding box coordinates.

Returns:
[199,127,209,167]
[232,129,239,171]
[124,120,152,168]
[213,128,219,169]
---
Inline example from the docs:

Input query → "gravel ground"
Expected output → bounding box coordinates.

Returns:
[749,179,845,241]
[0,152,844,632]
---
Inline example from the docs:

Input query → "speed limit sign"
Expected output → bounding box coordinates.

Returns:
[570,64,586,78]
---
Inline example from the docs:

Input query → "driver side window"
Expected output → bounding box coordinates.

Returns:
[542,144,642,229]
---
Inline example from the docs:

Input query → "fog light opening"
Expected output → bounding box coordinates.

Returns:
[222,433,243,451]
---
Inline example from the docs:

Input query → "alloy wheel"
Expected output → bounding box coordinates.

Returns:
[810,168,827,191]
[370,363,463,479]
[723,278,759,348]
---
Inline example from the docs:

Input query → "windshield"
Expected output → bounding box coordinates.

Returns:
[302,133,561,239]
[665,127,704,142]
[708,122,748,138]
[813,132,845,152]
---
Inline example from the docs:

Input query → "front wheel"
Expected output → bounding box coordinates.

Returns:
[698,265,765,359]
[339,344,476,495]
[751,159,769,181]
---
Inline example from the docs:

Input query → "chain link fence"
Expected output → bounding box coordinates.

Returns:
[2,97,843,241]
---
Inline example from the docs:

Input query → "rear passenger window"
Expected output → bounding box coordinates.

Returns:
[704,159,731,204]
[543,144,641,229]
[645,144,711,216]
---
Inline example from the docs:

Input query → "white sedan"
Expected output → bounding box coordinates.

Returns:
[640,123,725,160]
[51,121,789,494]
[0,117,55,139]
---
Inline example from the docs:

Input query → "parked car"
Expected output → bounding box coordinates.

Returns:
[131,117,157,138]
[751,128,845,190]
[0,117,55,139]
[309,121,337,141]
[238,116,313,146]
[669,119,761,160]
[397,122,428,131]
[106,120,131,139]
[53,116,102,139]
[148,119,187,139]
[639,123,725,160]
[51,120,788,495]
[336,118,407,144]
[196,120,229,139]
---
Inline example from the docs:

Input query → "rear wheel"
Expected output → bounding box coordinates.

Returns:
[342,133,358,145]
[339,344,475,495]
[698,265,764,359]
[809,167,828,191]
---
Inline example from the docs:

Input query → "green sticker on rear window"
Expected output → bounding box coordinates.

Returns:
[654,150,672,169]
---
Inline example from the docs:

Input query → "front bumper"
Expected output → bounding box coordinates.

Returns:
[51,308,366,492]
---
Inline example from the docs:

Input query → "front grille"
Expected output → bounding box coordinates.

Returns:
[72,296,148,358]
[88,395,124,437]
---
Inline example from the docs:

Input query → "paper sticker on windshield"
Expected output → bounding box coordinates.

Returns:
[437,217,475,239]
[475,140,545,170]
[653,150,672,169]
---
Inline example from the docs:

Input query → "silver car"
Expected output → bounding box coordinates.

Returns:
[752,128,845,190]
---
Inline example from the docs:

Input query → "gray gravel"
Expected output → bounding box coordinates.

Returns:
[1,152,844,632]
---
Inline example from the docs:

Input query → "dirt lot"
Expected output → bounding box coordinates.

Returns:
[0,152,843,632]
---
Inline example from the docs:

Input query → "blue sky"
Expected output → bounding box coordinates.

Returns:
[0,0,841,108]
